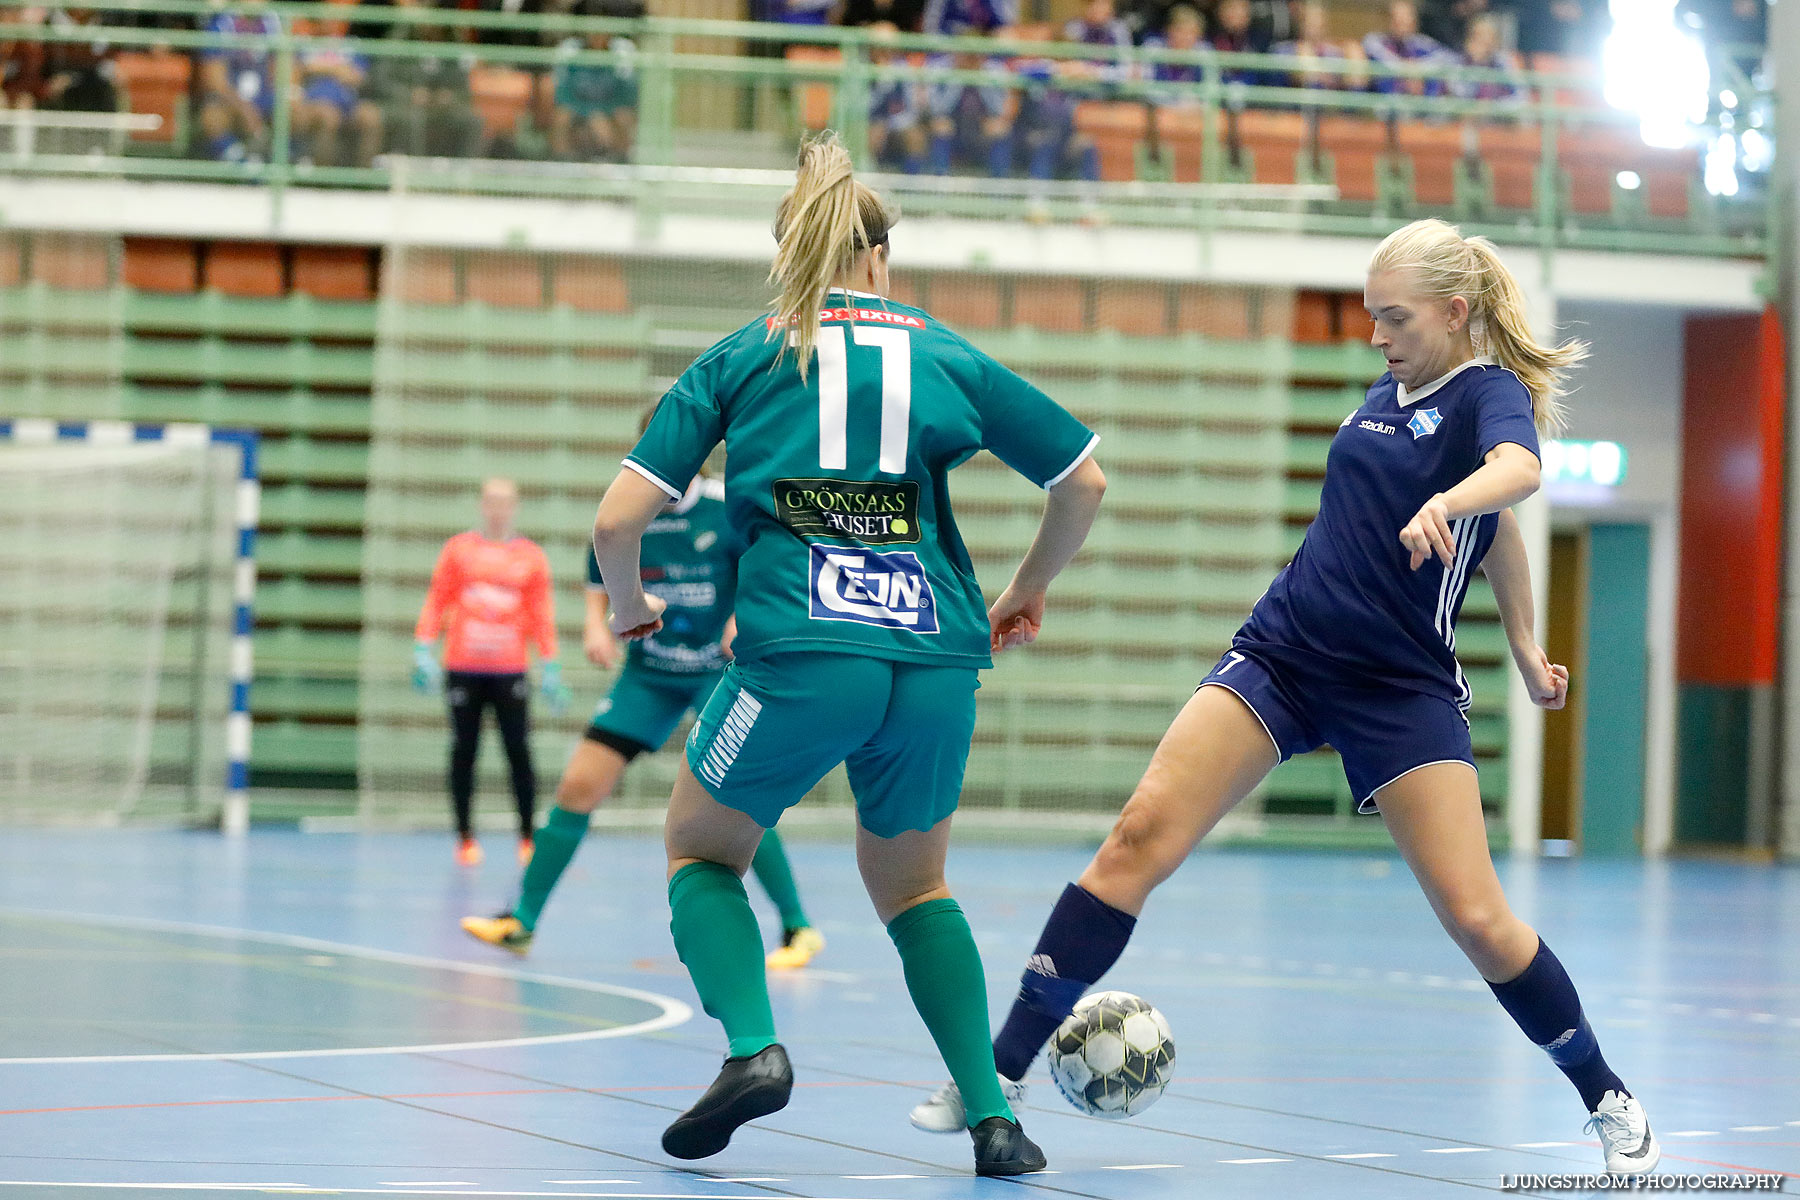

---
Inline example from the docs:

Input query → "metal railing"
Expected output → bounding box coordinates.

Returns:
[0,0,1773,258]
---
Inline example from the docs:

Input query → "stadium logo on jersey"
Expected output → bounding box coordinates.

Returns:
[776,478,921,545]
[809,545,939,633]
[1358,419,1398,436]
[1340,411,1357,428]
[1408,407,1443,439]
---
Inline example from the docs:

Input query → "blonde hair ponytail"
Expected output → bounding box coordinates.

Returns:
[1370,219,1587,434]
[768,133,896,382]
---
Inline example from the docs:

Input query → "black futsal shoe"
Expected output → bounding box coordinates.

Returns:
[971,1115,1048,1176]
[661,1043,793,1160]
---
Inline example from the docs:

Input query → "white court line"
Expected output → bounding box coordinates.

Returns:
[0,908,692,1064]
[1513,1142,1573,1148]
[843,1176,925,1181]
[1325,1153,1395,1159]
[0,1189,883,1199]
[1421,1147,1489,1154]
[712,1180,787,1184]
[543,1183,635,1187]
[382,1184,478,1188]
[1220,1158,1290,1165]
[1666,1130,1721,1137]
[1732,1125,1781,1132]
[1102,1164,1182,1170]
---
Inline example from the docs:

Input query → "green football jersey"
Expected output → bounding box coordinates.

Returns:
[588,476,737,675]
[625,287,1098,668]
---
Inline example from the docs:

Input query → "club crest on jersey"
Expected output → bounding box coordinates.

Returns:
[1408,407,1443,439]
[808,545,938,633]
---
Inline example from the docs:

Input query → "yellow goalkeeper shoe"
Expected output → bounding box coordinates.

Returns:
[461,912,533,955]
[765,926,825,971]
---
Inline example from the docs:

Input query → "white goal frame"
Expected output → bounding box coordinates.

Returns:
[0,418,260,835]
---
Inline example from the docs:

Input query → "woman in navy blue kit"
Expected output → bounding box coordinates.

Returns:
[912,218,1661,1176]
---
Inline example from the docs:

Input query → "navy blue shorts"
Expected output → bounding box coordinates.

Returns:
[1199,647,1475,814]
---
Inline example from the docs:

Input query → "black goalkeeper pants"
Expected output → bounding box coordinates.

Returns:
[445,671,536,839]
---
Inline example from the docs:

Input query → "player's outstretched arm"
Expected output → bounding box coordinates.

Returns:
[592,470,671,640]
[1481,507,1568,710]
[989,457,1106,654]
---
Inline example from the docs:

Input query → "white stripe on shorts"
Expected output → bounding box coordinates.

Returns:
[698,690,763,789]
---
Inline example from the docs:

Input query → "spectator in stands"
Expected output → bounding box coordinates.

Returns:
[363,0,486,160]
[293,34,384,167]
[1063,0,1133,58]
[866,22,927,172]
[476,0,559,50]
[1141,2,1204,101]
[1012,27,1100,184]
[841,0,927,33]
[1270,1,1351,89]
[753,0,840,34]
[925,48,1013,175]
[1208,0,1264,84]
[1451,13,1522,101]
[38,7,120,117]
[921,0,1014,38]
[1362,0,1449,95]
[1419,0,1490,52]
[1245,0,1298,51]
[1501,0,1602,59]
[198,1,282,162]
[551,0,642,161]
[1,7,48,112]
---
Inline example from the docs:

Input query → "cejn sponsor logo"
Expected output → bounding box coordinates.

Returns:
[776,478,921,545]
[808,544,939,633]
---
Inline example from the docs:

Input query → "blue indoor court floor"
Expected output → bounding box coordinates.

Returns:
[1,828,1797,1198]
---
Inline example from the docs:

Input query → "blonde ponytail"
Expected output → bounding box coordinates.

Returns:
[1370,219,1587,434]
[767,132,896,382]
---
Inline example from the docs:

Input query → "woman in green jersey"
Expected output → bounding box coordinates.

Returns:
[461,456,823,970]
[591,134,1106,1176]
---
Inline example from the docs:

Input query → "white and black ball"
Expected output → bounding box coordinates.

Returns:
[1046,990,1176,1118]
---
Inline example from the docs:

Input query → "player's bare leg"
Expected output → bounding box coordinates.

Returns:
[1379,763,1659,1175]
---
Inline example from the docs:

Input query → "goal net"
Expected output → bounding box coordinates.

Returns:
[0,422,250,828]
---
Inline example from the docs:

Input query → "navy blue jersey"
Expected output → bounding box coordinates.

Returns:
[1234,359,1540,705]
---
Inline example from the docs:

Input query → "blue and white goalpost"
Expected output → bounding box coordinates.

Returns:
[0,419,260,834]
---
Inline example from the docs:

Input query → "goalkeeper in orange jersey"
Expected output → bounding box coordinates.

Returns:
[414,478,571,866]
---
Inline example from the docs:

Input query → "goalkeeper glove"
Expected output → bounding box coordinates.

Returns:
[412,642,443,694]
[539,660,571,715]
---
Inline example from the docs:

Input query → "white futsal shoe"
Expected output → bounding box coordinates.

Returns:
[1586,1091,1661,1175]
[909,1074,1028,1133]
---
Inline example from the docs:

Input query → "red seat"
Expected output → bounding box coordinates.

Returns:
[1292,289,1335,344]
[929,273,1002,330]
[1174,284,1255,339]
[1395,119,1468,207]
[1476,122,1540,211]
[293,245,374,301]
[123,237,199,294]
[465,251,544,308]
[1316,115,1389,203]
[1558,124,1698,220]
[785,45,842,132]
[392,248,459,305]
[1074,101,1148,182]
[552,257,630,313]
[205,241,284,298]
[1095,281,1170,337]
[30,235,113,290]
[1154,106,1220,184]
[115,50,190,145]
[0,234,22,287]
[1012,278,1088,334]
[469,67,533,142]
[1235,109,1307,186]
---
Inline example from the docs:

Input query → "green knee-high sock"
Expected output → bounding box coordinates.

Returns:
[512,805,589,931]
[749,831,810,932]
[887,897,1014,1128]
[668,861,778,1059]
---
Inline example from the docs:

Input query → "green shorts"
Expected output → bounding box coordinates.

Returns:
[685,652,979,839]
[587,666,724,760]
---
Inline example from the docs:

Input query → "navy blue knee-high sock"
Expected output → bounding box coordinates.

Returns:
[991,883,1137,1081]
[1489,938,1629,1111]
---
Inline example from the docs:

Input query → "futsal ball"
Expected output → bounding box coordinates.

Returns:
[1046,990,1176,1119]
